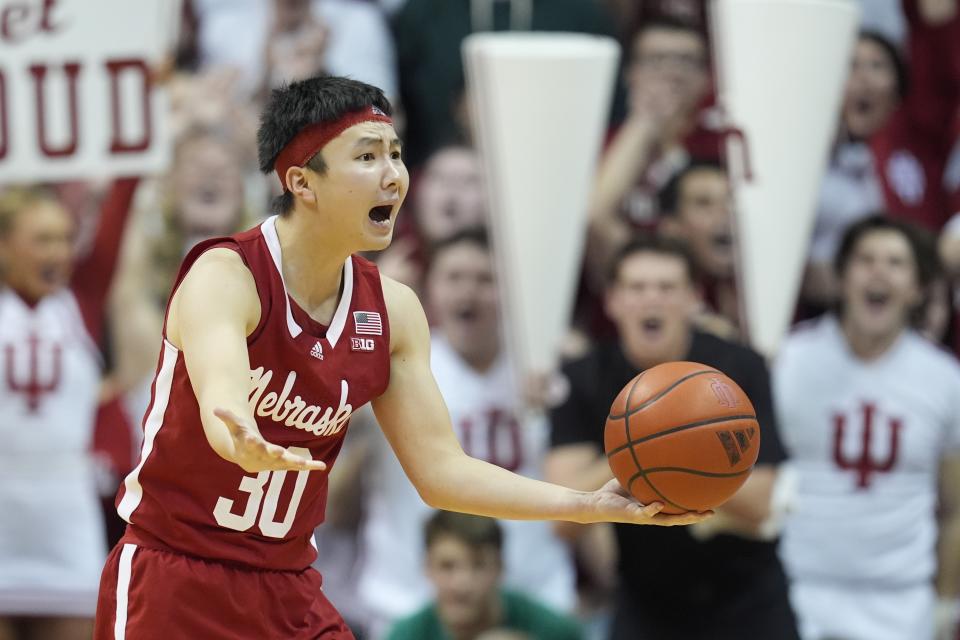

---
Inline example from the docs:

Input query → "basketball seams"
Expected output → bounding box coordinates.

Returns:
[640,466,754,479]
[607,369,721,420]
[605,363,757,515]
[621,373,650,510]
[605,414,758,458]
[626,468,692,512]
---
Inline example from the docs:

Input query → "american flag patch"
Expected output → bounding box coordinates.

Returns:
[353,311,383,335]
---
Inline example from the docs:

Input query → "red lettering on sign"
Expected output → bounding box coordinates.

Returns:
[105,58,152,154]
[1,0,64,44]
[30,61,81,157]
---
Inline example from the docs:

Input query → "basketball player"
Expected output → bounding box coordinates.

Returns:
[545,235,799,640]
[775,215,960,640]
[93,76,709,640]
[0,180,138,640]
[347,228,575,635]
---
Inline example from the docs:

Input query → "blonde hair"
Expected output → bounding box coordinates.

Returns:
[0,186,59,237]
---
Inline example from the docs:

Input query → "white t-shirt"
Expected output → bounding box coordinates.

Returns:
[356,334,575,626]
[774,316,960,587]
[0,288,106,614]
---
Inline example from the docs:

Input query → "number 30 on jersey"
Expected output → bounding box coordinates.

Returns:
[213,446,312,538]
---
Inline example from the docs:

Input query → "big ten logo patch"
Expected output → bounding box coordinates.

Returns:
[351,337,374,352]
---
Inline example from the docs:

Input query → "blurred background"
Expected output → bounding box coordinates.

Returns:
[2,0,960,639]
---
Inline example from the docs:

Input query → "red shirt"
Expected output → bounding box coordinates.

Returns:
[870,2,959,230]
[115,217,391,571]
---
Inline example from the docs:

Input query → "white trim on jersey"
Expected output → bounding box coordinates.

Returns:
[325,256,353,348]
[260,216,354,347]
[114,543,137,640]
[117,341,178,522]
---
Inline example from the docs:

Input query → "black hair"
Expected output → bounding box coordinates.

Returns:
[859,30,908,99]
[658,159,727,217]
[833,215,938,288]
[424,510,503,552]
[257,75,393,215]
[606,234,699,286]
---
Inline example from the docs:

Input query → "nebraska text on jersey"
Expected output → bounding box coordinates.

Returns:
[249,366,352,436]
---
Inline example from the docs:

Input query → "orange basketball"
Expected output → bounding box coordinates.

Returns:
[604,361,759,515]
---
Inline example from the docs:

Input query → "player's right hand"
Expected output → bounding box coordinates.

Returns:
[586,478,714,527]
[213,408,328,473]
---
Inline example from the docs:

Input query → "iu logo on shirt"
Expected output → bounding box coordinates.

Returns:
[832,402,903,489]
[5,334,62,412]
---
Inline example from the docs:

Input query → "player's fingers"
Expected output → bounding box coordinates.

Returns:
[654,511,714,526]
[641,502,664,518]
[276,451,327,472]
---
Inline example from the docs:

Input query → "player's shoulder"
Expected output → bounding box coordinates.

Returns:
[378,271,420,313]
[378,272,428,349]
[184,246,252,283]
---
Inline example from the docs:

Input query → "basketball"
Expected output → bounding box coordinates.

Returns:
[604,361,759,515]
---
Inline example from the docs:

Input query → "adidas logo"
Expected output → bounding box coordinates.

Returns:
[310,341,324,360]
[716,427,756,466]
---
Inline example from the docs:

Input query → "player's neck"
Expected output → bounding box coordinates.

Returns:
[840,318,903,362]
[274,213,350,314]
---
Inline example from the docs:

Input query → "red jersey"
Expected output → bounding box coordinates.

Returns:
[115,217,391,571]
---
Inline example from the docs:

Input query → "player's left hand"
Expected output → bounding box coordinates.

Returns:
[580,478,713,527]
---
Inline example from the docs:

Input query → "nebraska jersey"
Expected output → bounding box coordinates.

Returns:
[116,216,390,571]
[357,334,575,627]
[774,316,960,586]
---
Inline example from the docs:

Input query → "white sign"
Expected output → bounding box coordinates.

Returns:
[464,34,620,376]
[711,0,859,357]
[0,0,178,181]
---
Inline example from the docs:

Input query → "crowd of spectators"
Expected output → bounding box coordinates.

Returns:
[3,1,960,639]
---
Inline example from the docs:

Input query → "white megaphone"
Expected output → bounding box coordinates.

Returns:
[711,0,860,357]
[463,33,620,380]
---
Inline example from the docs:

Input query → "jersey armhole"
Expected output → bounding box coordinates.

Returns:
[161,238,271,344]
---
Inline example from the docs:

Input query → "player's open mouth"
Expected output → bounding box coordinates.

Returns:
[368,205,393,225]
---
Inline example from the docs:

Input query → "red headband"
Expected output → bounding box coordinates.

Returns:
[274,105,393,191]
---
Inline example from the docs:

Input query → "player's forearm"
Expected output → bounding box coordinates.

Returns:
[416,450,593,523]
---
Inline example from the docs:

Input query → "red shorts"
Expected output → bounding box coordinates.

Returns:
[94,540,354,639]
